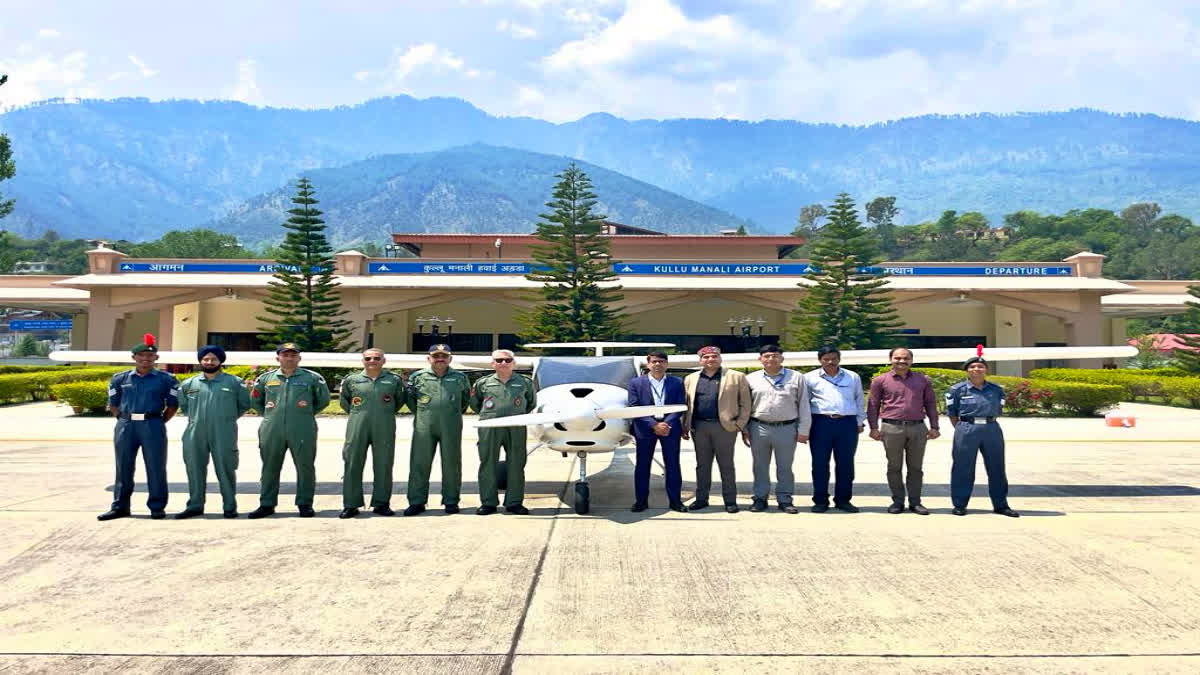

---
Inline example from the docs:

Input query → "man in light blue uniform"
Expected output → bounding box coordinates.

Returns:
[803,346,866,512]
[945,357,1020,517]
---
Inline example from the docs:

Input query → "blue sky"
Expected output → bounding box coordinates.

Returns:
[2,0,1199,124]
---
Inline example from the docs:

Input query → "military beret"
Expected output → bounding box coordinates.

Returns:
[131,333,158,354]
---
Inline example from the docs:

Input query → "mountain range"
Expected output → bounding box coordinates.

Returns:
[2,96,1200,242]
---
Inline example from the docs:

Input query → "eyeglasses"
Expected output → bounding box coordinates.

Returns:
[493,358,514,363]
[363,356,382,361]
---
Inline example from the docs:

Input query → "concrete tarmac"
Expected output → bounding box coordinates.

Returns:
[1,401,1198,673]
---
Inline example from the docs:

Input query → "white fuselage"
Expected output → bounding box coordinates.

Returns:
[529,383,634,453]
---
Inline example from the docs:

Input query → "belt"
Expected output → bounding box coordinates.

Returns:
[750,417,797,427]
[881,418,924,425]
[814,413,850,419]
[960,416,996,425]
[120,412,163,421]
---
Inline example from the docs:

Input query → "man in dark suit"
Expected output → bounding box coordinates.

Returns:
[627,351,688,513]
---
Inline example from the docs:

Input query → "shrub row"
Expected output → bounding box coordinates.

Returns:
[1030,367,1200,405]
[49,379,355,416]
[0,367,128,404]
[0,364,71,375]
[870,366,1123,416]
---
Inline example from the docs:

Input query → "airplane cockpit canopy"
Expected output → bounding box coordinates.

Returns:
[534,356,639,389]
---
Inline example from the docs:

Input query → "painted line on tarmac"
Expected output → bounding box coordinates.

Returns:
[2,651,1198,659]
[499,457,574,675]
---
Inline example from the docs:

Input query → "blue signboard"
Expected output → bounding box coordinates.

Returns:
[614,263,816,275]
[861,265,1074,276]
[368,261,539,274]
[9,320,73,330]
[118,262,326,273]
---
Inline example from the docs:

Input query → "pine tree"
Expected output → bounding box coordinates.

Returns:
[788,193,902,350]
[519,164,626,342]
[1175,284,1200,372]
[11,334,38,358]
[256,178,355,351]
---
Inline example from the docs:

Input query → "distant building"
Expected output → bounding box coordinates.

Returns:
[1128,334,1200,354]
[12,261,51,274]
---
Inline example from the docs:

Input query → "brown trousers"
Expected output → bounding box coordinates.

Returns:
[880,421,928,506]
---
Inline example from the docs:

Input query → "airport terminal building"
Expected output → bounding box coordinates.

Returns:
[1,224,1193,375]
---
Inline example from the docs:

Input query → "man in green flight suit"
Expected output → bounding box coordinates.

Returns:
[404,344,470,516]
[248,343,330,519]
[470,349,536,515]
[338,348,407,519]
[175,345,252,519]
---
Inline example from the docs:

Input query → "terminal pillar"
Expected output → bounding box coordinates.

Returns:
[992,305,1023,377]
[1065,292,1104,369]
[86,288,125,351]
[172,302,202,352]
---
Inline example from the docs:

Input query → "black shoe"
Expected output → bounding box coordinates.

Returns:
[338,507,360,519]
[834,503,860,513]
[688,501,710,512]
[298,506,315,518]
[97,508,131,521]
[174,508,204,520]
[372,505,395,516]
[909,503,930,516]
[811,503,829,513]
[476,505,498,515]
[669,502,688,513]
[780,504,799,514]
[444,504,460,515]
[223,510,238,519]
[403,504,426,517]
[725,504,740,514]
[505,505,530,515]
[150,510,166,520]
[247,506,275,519]
[994,507,1020,518]
[749,499,767,512]
[952,507,967,516]
[631,502,647,512]
[887,503,904,514]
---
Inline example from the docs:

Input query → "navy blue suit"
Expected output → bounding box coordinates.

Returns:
[627,374,685,506]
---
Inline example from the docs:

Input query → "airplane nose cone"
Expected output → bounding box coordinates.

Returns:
[557,399,599,431]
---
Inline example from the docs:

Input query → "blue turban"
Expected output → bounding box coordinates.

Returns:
[197,345,227,363]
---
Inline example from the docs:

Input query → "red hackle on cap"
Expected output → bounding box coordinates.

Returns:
[144,333,156,347]
[976,343,984,358]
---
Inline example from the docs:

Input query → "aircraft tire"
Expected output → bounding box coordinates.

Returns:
[496,460,507,491]
[574,481,590,515]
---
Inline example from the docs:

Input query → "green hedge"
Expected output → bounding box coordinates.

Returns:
[868,366,1121,416]
[1161,379,1200,408]
[49,381,111,413]
[1029,368,1164,400]
[0,367,128,404]
[0,364,72,375]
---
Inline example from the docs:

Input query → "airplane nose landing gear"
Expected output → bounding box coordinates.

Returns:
[574,451,590,515]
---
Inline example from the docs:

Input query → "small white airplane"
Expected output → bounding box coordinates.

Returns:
[51,342,1137,514]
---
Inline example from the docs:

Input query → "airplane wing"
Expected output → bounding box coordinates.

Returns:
[49,350,536,370]
[667,345,1138,368]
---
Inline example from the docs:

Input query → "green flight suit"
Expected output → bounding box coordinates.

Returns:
[178,371,252,512]
[250,367,330,508]
[406,367,470,507]
[339,370,407,509]
[470,373,536,507]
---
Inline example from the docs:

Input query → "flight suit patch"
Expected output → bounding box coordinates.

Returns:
[267,380,281,386]
[382,394,393,403]
[513,397,523,408]
[418,394,431,405]
[265,401,275,409]
[484,396,496,410]
[351,396,363,407]
[298,400,308,408]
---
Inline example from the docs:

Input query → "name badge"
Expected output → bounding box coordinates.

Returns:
[972,419,988,425]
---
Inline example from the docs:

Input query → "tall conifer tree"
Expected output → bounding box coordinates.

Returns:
[519,164,626,342]
[789,193,902,350]
[1175,284,1200,372]
[257,178,355,351]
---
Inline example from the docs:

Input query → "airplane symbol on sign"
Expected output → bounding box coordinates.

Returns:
[377,265,390,272]
[120,264,133,271]
[620,265,633,272]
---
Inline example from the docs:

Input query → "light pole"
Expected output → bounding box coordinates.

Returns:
[416,315,456,337]
[494,238,502,260]
[726,315,767,350]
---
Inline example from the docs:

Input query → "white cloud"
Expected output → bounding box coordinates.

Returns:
[128,54,158,78]
[37,28,61,39]
[353,70,370,82]
[497,19,538,39]
[388,43,466,82]
[0,50,90,109]
[227,58,263,105]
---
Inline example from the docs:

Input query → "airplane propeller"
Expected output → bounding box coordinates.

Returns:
[473,404,687,428]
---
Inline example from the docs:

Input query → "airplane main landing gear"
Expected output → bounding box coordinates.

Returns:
[496,460,507,491]
[574,451,590,515]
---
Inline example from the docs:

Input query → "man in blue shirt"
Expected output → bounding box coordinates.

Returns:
[802,346,866,513]
[945,357,1019,517]
[98,334,180,521]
